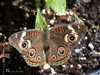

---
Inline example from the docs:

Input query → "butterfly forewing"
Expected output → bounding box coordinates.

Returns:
[50,24,88,48]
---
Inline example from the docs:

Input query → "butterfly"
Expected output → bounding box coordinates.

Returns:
[8,23,88,67]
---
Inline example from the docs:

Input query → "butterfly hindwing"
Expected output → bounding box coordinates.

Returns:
[47,34,71,65]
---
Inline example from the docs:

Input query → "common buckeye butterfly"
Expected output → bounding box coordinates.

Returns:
[8,23,88,67]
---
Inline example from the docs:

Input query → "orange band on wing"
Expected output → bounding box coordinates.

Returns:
[61,27,65,32]
[29,31,37,37]
[26,56,44,63]
[29,32,32,38]
[56,28,60,33]
[33,31,37,37]
[48,54,68,62]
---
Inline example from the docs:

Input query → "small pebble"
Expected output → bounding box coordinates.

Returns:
[78,64,82,68]
[88,43,94,50]
[43,63,50,70]
[42,9,46,14]
[50,19,55,24]
[70,64,74,68]
[79,57,86,60]
[75,49,81,53]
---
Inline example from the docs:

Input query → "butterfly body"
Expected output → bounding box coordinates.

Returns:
[9,24,88,67]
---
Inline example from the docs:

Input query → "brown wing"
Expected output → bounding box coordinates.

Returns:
[49,24,88,48]
[9,29,46,67]
[47,24,88,65]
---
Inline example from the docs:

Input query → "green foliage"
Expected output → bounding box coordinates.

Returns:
[45,0,66,15]
[35,0,67,30]
[90,25,99,33]
[35,9,47,31]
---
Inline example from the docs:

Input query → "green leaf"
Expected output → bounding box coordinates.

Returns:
[35,9,47,31]
[45,0,66,15]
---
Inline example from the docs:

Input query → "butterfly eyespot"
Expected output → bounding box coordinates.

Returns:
[19,40,31,51]
[36,56,41,61]
[68,34,78,43]
[69,35,75,41]
[22,42,27,48]
[29,49,36,57]
[64,33,78,44]
[52,55,57,59]
[58,47,65,55]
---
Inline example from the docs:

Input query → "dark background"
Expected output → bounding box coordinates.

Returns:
[0,0,100,75]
